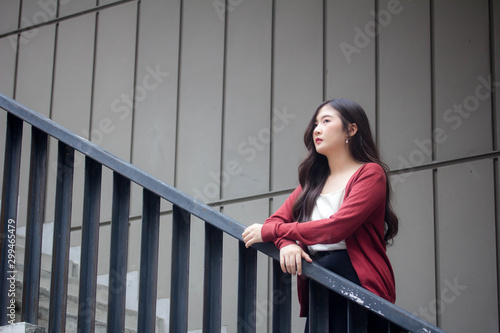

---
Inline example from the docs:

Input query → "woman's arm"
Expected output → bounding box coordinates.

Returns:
[260,185,303,249]
[242,186,301,249]
[261,168,386,246]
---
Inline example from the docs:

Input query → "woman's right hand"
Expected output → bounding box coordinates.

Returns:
[280,244,312,276]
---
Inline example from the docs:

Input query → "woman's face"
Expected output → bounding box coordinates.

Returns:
[312,104,347,156]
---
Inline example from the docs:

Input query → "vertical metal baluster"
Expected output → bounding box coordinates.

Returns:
[137,189,160,332]
[237,242,257,333]
[0,114,23,325]
[107,172,130,333]
[77,157,102,333]
[169,205,191,333]
[203,223,223,333]
[309,280,329,333]
[347,300,353,333]
[49,142,75,333]
[22,127,48,324]
[272,260,291,333]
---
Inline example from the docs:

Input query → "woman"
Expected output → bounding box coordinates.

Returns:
[242,98,398,332]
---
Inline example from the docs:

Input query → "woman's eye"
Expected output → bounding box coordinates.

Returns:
[323,119,330,123]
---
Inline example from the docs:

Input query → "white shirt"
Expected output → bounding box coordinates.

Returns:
[307,187,347,254]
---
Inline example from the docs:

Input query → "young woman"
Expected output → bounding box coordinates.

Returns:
[242,98,398,332]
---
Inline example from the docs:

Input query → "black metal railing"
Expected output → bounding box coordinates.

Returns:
[0,92,446,333]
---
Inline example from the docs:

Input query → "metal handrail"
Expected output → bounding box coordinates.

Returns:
[0,92,445,332]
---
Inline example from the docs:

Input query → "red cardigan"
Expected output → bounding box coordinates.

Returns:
[261,163,396,317]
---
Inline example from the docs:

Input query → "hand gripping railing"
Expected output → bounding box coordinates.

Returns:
[0,92,445,333]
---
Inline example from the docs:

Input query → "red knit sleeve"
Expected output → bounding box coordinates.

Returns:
[264,164,386,246]
[261,185,302,249]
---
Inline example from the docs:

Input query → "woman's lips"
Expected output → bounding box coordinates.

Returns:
[315,138,323,144]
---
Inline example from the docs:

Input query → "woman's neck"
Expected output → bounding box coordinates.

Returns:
[326,149,360,176]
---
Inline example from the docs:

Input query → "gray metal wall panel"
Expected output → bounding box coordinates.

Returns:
[59,0,96,17]
[91,3,137,221]
[49,14,96,227]
[91,3,136,161]
[20,0,57,29]
[437,161,498,332]
[0,1,19,35]
[156,213,172,299]
[222,0,272,199]
[223,199,270,333]
[378,0,432,170]
[52,14,95,137]
[272,0,323,191]
[132,0,179,183]
[388,170,436,325]
[325,0,376,131]
[434,0,492,161]
[175,0,225,200]
[15,25,55,117]
[15,26,55,226]
[0,37,17,98]
[131,0,180,215]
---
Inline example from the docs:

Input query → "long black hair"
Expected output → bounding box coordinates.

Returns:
[292,98,398,245]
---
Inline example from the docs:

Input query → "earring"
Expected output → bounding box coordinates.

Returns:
[345,137,349,143]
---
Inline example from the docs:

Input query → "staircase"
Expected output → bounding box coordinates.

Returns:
[0,93,445,332]
[13,226,167,333]
[13,224,228,332]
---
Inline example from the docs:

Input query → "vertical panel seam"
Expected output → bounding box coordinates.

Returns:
[489,0,498,151]
[269,0,276,193]
[48,9,60,121]
[322,0,326,101]
[88,9,99,142]
[219,0,228,200]
[374,0,380,145]
[430,0,436,162]
[129,0,141,164]
[12,0,23,100]
[173,0,184,188]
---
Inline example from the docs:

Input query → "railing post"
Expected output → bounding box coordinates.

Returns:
[77,157,102,333]
[272,260,291,333]
[137,189,160,333]
[203,223,223,333]
[309,280,329,333]
[49,142,75,333]
[22,127,48,324]
[169,205,191,333]
[0,113,23,325]
[107,172,131,333]
[237,242,257,333]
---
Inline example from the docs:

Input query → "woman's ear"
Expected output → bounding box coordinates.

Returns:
[349,123,358,137]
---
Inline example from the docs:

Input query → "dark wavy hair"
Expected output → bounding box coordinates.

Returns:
[291,98,398,245]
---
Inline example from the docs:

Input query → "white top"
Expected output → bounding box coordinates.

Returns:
[307,187,347,254]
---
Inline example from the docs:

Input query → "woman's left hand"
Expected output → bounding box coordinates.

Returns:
[242,224,263,248]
